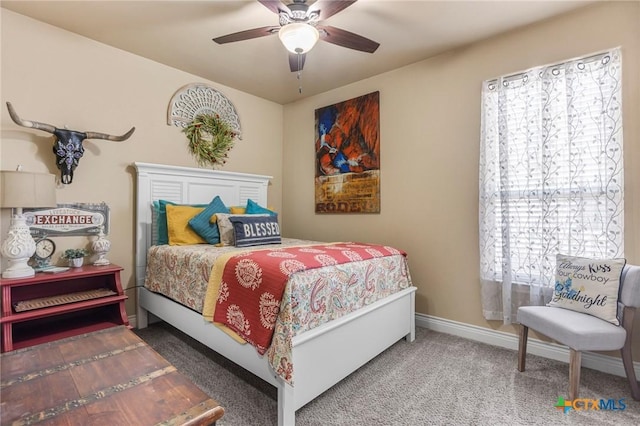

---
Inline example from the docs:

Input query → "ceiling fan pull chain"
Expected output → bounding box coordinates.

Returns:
[297,53,303,94]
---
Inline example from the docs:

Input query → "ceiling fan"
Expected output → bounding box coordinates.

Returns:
[212,0,380,72]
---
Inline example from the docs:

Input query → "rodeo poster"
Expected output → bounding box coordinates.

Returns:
[314,91,380,214]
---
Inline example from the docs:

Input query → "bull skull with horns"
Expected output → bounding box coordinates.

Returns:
[6,102,135,184]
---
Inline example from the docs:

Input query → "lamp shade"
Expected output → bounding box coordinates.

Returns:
[0,171,57,209]
[278,23,319,54]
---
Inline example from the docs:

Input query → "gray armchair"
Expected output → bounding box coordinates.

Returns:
[517,265,640,400]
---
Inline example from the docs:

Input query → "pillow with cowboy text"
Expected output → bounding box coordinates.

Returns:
[547,254,626,325]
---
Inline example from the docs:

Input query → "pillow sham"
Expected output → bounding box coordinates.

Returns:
[229,214,281,247]
[154,200,207,245]
[166,205,206,246]
[215,213,269,246]
[245,199,277,216]
[547,254,626,325]
[188,196,229,244]
[151,202,159,245]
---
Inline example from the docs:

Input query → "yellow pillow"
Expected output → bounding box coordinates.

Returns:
[166,205,206,245]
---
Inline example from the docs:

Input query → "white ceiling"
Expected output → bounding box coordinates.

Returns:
[1,0,595,104]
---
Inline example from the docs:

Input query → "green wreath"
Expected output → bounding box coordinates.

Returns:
[183,113,238,168]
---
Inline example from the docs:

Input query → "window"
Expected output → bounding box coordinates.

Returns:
[479,48,624,324]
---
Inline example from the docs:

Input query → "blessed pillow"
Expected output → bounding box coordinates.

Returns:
[166,205,207,246]
[154,200,207,245]
[229,215,281,247]
[215,213,269,246]
[188,196,229,244]
[548,254,626,325]
[245,199,277,216]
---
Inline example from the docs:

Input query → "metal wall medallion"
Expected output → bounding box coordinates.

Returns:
[167,83,242,139]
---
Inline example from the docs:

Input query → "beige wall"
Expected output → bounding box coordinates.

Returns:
[0,9,284,314]
[282,1,640,342]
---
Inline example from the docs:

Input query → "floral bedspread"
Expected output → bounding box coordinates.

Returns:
[212,243,408,356]
[144,239,413,385]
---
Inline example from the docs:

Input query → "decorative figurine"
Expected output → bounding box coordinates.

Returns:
[92,226,111,266]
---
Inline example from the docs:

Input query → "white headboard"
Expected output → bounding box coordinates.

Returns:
[134,162,272,288]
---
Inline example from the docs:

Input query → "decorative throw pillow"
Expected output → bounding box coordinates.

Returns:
[154,200,207,245]
[229,215,281,247]
[548,254,626,325]
[229,206,246,214]
[151,202,159,245]
[215,213,269,246]
[188,196,229,244]
[245,199,277,216]
[166,205,207,246]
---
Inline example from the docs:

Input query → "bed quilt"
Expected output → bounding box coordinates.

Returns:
[209,243,407,355]
[265,245,411,385]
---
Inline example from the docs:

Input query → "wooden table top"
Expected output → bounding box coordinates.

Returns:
[1,326,224,425]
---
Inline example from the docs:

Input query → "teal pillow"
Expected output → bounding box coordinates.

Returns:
[155,200,207,245]
[188,196,229,244]
[245,199,277,216]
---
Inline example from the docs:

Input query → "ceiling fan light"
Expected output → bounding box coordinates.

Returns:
[278,23,319,54]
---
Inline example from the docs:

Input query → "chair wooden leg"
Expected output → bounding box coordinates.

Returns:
[569,349,581,401]
[620,307,640,400]
[518,325,528,372]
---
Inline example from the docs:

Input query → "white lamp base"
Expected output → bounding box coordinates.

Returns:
[1,213,36,279]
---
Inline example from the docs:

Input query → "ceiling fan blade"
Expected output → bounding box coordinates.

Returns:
[258,0,290,15]
[289,52,306,72]
[310,0,357,20]
[213,26,279,44]
[317,25,379,53]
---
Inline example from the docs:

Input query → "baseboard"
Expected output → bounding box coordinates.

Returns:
[129,314,137,329]
[415,313,640,379]
[129,313,161,329]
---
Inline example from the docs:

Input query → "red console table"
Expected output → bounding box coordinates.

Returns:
[0,264,129,352]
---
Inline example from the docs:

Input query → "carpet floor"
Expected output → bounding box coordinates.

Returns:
[135,322,640,425]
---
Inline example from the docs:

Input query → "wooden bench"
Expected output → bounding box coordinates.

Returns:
[1,325,224,425]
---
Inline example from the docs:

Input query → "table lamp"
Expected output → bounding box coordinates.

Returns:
[1,170,57,278]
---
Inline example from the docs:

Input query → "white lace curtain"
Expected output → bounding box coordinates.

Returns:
[479,48,624,324]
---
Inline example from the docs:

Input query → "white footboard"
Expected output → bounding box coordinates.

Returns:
[291,287,416,409]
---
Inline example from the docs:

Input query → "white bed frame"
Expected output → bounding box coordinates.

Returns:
[134,162,416,426]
